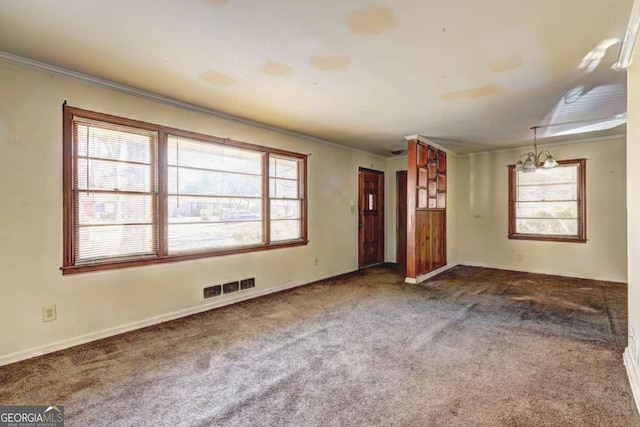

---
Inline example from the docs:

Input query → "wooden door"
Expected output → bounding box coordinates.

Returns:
[396,171,407,267]
[358,168,384,268]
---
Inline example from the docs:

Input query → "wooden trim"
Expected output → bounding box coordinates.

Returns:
[578,158,587,240]
[379,171,385,264]
[62,106,74,268]
[406,140,418,278]
[64,106,306,161]
[155,131,169,256]
[508,164,516,237]
[301,155,308,242]
[263,152,270,244]
[507,234,587,243]
[62,106,308,273]
[508,158,586,243]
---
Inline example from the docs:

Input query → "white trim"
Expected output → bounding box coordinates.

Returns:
[0,268,357,367]
[624,346,640,416]
[405,263,458,284]
[459,262,626,283]
[0,51,385,160]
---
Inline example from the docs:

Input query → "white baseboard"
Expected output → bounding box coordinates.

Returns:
[624,347,640,416]
[405,263,458,284]
[0,268,357,367]
[459,261,626,283]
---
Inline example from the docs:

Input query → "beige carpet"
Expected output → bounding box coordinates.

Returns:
[1,265,638,426]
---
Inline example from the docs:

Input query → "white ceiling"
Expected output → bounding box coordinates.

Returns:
[0,0,632,155]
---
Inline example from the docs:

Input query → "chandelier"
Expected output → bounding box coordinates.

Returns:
[514,126,559,173]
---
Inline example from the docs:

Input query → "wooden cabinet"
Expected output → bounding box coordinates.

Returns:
[406,139,446,279]
[416,144,446,210]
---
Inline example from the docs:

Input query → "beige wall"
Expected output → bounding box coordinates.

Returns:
[384,155,407,262]
[0,61,386,363]
[625,40,640,411]
[2,56,625,367]
[456,137,627,282]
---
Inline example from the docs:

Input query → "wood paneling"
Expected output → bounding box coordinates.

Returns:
[406,140,446,280]
[415,210,446,274]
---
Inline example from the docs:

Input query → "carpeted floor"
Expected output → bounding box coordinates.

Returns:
[1,265,638,426]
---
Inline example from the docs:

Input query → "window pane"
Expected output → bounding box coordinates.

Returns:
[77,159,151,192]
[516,201,578,218]
[169,167,261,197]
[72,116,157,265]
[271,220,301,241]
[76,123,152,164]
[269,178,298,198]
[168,222,263,253]
[516,218,578,235]
[271,200,300,219]
[77,225,154,261]
[78,193,153,225]
[517,165,578,185]
[168,135,262,174]
[517,183,577,202]
[269,157,299,179]
[169,196,261,223]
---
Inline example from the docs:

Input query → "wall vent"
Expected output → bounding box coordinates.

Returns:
[223,281,240,294]
[203,285,222,299]
[240,278,255,290]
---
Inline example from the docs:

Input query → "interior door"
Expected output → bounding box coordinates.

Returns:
[396,171,407,267]
[358,168,384,268]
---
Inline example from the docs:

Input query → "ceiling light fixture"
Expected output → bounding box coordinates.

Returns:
[514,126,558,173]
[617,0,640,69]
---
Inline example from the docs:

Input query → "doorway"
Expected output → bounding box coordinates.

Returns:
[358,168,384,268]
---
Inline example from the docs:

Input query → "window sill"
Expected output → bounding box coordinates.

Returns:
[61,240,309,275]
[508,234,586,243]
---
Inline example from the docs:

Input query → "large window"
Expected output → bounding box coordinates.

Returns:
[508,159,586,242]
[63,107,307,274]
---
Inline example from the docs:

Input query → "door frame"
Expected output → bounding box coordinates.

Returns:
[358,167,385,268]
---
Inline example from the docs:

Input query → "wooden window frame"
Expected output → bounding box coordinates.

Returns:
[63,106,308,275]
[508,158,586,243]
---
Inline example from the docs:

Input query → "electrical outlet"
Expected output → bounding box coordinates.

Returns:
[42,305,56,322]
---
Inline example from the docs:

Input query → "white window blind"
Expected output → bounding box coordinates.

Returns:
[73,117,158,263]
[514,163,580,236]
[167,135,264,253]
